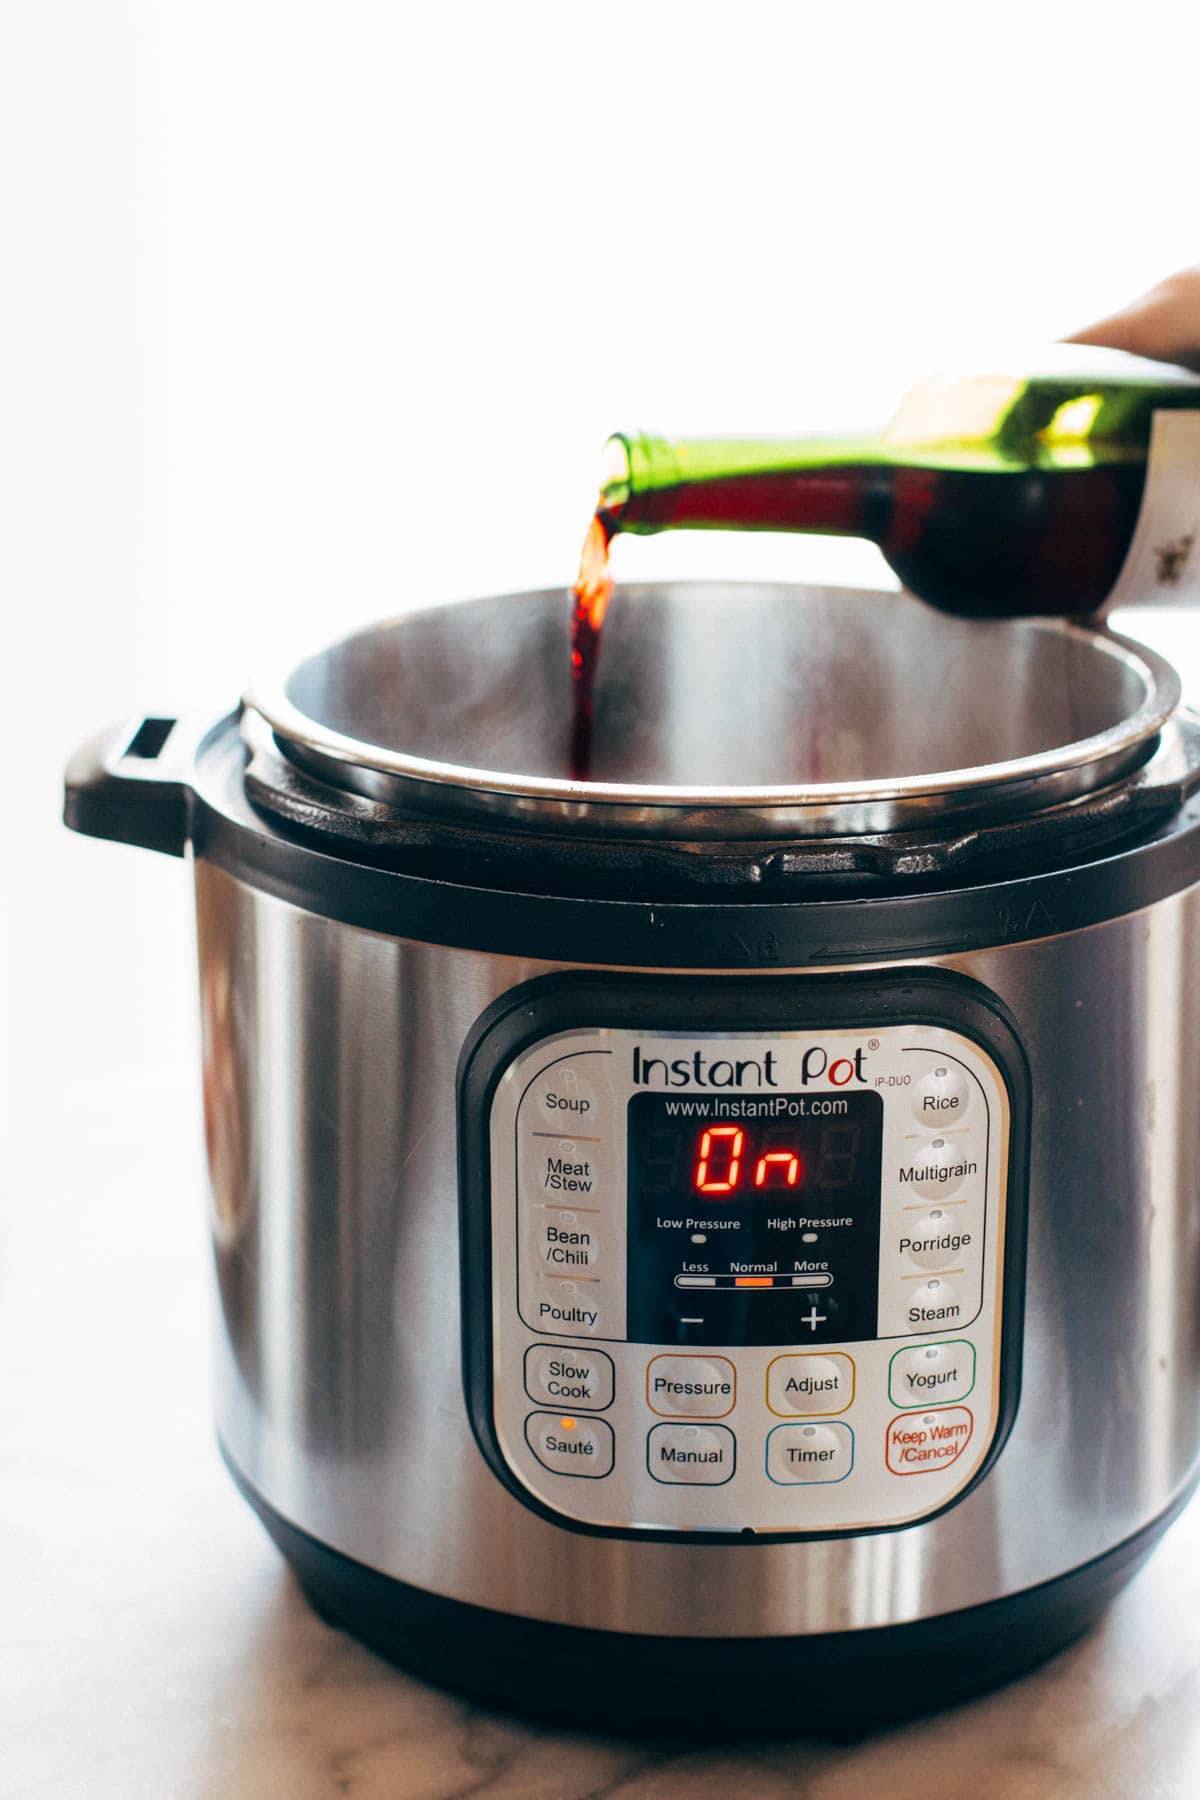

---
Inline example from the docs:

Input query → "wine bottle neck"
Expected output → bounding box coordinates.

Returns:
[603,430,892,538]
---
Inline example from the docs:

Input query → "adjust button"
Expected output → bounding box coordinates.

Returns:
[911,1064,971,1129]
[647,1423,736,1485]
[525,1411,614,1478]
[766,1422,854,1484]
[889,1340,976,1409]
[766,1352,855,1417]
[525,1343,615,1411]
[646,1355,736,1418]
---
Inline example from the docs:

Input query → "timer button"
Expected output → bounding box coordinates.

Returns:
[525,1344,615,1411]
[897,1210,976,1271]
[766,1421,854,1485]
[525,1411,614,1478]
[766,1352,855,1417]
[526,1062,608,1132]
[647,1423,736,1485]
[646,1355,736,1418]
[889,1340,976,1409]
[904,1276,964,1332]
[897,1135,979,1200]
[911,1064,971,1129]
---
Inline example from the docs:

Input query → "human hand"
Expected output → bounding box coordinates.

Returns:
[1066,267,1200,371]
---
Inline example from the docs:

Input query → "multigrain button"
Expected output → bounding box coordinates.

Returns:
[766,1352,855,1417]
[646,1355,736,1418]
[525,1411,614,1478]
[524,1344,615,1411]
[766,1422,854,1484]
[911,1064,971,1129]
[889,1340,976,1408]
[647,1423,736,1485]
[886,1407,974,1475]
[898,1210,976,1271]
[897,1135,980,1200]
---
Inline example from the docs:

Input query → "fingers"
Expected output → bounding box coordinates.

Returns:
[1065,267,1200,372]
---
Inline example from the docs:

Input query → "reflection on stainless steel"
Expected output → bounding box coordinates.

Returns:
[198,860,1200,1638]
[243,584,1181,839]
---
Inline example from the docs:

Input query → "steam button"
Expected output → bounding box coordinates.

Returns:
[911,1064,971,1128]
[905,1276,963,1332]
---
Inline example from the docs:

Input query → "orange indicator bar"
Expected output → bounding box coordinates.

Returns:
[734,1277,774,1287]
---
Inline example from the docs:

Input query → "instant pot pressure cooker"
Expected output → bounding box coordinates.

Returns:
[64,583,1200,1730]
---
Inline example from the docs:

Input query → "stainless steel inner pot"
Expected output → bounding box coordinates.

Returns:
[245,582,1181,839]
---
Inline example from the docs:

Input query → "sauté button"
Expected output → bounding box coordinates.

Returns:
[646,1423,736,1485]
[898,1210,976,1271]
[905,1276,964,1330]
[889,1340,976,1408]
[885,1406,973,1475]
[528,1062,607,1130]
[766,1421,854,1484]
[524,1343,615,1411]
[911,1064,971,1129]
[897,1135,980,1200]
[646,1355,736,1417]
[766,1352,855,1417]
[525,1411,614,1478]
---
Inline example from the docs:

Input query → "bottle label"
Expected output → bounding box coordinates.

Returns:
[1106,409,1200,608]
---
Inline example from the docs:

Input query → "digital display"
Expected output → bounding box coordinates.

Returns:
[626,1090,883,1347]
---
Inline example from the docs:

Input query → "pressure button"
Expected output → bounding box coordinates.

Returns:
[525,1411,614,1478]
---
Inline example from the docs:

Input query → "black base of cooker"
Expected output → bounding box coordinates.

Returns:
[228,1456,1194,1736]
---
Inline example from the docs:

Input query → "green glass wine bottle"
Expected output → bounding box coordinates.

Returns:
[589,346,1200,620]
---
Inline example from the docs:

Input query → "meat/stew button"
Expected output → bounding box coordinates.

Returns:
[885,1406,974,1475]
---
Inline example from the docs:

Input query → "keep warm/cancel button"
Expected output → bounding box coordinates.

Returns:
[885,1407,974,1475]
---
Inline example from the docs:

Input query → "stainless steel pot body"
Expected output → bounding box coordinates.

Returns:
[198,855,1200,1638]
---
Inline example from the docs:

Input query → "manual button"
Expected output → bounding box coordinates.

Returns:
[525,1343,614,1411]
[525,1411,614,1478]
[647,1423,736,1485]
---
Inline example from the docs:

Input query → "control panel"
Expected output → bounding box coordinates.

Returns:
[461,979,1025,1538]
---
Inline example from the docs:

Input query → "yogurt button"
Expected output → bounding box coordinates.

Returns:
[889,1340,976,1408]
[911,1064,971,1129]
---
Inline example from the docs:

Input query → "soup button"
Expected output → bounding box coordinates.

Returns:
[525,1411,614,1478]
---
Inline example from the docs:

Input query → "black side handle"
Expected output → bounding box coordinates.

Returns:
[63,716,195,858]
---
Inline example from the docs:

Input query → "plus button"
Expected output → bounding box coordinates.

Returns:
[800,1306,827,1332]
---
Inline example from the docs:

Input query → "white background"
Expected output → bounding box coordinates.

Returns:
[3,8,1200,1789]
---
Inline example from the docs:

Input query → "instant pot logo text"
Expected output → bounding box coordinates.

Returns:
[632,1045,868,1088]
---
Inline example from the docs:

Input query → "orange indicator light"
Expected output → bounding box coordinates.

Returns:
[734,1277,774,1287]
[559,1417,577,1430]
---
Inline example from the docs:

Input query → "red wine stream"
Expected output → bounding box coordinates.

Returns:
[569,511,615,780]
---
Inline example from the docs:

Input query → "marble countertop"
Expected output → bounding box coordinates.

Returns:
[11,600,1200,1799]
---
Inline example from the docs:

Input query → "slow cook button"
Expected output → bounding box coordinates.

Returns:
[766,1352,855,1417]
[646,1354,736,1418]
[766,1421,854,1484]
[897,1135,981,1200]
[889,1340,976,1408]
[532,1212,602,1273]
[886,1407,974,1475]
[526,1062,607,1131]
[904,1276,964,1332]
[525,1411,614,1478]
[527,1277,609,1336]
[911,1064,971,1129]
[898,1210,976,1271]
[646,1423,736,1485]
[525,1343,615,1411]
